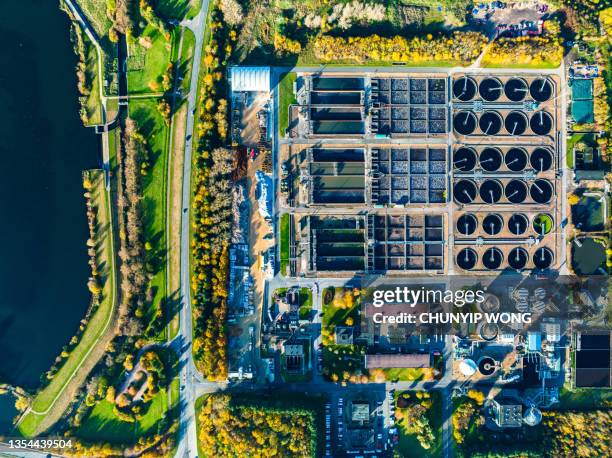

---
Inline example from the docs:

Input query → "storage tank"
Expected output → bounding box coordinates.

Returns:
[479,77,503,101]
[454,179,478,204]
[479,147,503,172]
[454,147,477,171]
[454,111,477,135]
[479,179,503,203]
[457,214,478,235]
[453,77,477,101]
[505,147,528,171]
[504,78,528,101]
[457,248,478,270]
[479,111,503,135]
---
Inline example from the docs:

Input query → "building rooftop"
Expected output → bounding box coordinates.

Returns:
[364,353,430,369]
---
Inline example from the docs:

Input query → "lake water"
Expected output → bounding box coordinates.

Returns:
[0,0,98,388]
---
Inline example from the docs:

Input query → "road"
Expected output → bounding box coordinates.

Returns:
[172,1,213,458]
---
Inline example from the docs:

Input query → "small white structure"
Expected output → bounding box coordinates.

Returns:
[230,66,270,92]
[459,358,478,377]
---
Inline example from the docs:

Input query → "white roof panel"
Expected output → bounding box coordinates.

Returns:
[230,66,270,92]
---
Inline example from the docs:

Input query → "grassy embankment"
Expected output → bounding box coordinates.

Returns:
[18,170,117,437]
[128,99,170,340]
[279,213,290,275]
[278,72,296,138]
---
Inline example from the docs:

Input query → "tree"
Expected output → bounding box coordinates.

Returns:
[220,0,244,26]
[568,193,580,205]
[14,396,29,411]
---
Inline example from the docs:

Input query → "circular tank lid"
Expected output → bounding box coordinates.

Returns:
[459,359,478,376]
[533,247,554,269]
[457,214,478,235]
[505,147,528,171]
[530,111,553,135]
[454,147,477,171]
[483,247,504,269]
[508,247,529,270]
[508,213,528,235]
[454,180,478,204]
[454,111,477,135]
[533,214,553,235]
[505,180,528,204]
[480,147,503,172]
[457,248,478,270]
[453,77,477,101]
[478,356,498,375]
[479,78,503,101]
[504,78,528,101]
[479,111,502,135]
[483,214,503,235]
[530,148,553,172]
[530,78,553,101]
[505,111,528,136]
[480,180,503,203]
[530,179,553,203]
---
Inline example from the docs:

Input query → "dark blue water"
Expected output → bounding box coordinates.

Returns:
[0,0,98,388]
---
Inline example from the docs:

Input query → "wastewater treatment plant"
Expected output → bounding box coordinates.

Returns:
[280,71,564,276]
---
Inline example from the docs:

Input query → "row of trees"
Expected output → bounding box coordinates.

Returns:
[116,120,151,337]
[313,31,487,65]
[198,395,316,457]
[106,0,169,42]
[190,1,235,380]
[481,36,564,67]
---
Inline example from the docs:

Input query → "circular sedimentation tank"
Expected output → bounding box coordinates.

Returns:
[505,147,528,171]
[453,77,477,101]
[479,111,503,135]
[505,179,528,204]
[454,111,477,135]
[508,213,528,235]
[504,78,528,101]
[479,294,500,313]
[483,247,504,269]
[457,214,478,235]
[505,111,528,135]
[530,179,553,203]
[454,147,477,171]
[483,214,503,235]
[533,247,554,269]
[457,248,478,270]
[533,213,553,235]
[530,148,553,172]
[454,179,478,204]
[479,77,503,101]
[530,78,553,101]
[478,356,498,375]
[530,111,553,135]
[508,247,529,269]
[479,147,503,172]
[478,323,499,341]
[480,180,503,203]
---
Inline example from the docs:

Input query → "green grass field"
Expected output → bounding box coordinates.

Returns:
[129,99,170,339]
[19,170,116,437]
[558,387,612,410]
[178,28,196,95]
[83,35,103,126]
[76,0,112,37]
[76,389,169,443]
[567,133,597,169]
[278,72,296,137]
[279,213,290,275]
[127,27,173,94]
